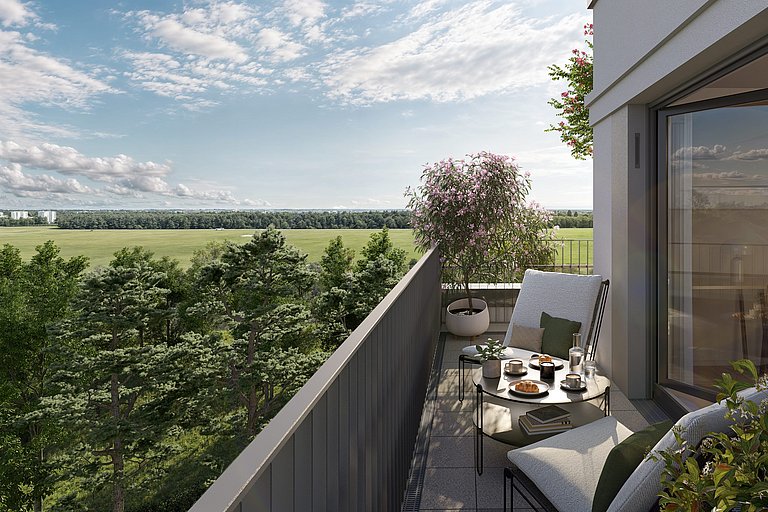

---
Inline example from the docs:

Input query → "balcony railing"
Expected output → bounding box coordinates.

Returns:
[542,238,593,274]
[189,248,441,512]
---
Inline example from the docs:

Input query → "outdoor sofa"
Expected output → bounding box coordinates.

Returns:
[503,384,768,511]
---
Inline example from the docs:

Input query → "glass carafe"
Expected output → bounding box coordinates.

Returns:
[569,332,584,374]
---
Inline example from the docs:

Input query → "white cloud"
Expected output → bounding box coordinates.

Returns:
[0,163,92,197]
[674,144,727,160]
[0,29,114,140]
[0,140,171,182]
[696,171,748,180]
[341,2,386,20]
[727,148,768,161]
[147,17,249,62]
[123,4,287,107]
[320,2,587,104]
[284,0,326,27]
[0,0,35,27]
[257,27,304,61]
[0,140,266,205]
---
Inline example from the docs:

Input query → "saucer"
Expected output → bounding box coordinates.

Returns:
[504,367,528,377]
[560,379,587,391]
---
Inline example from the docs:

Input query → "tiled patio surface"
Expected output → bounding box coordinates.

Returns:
[413,332,665,511]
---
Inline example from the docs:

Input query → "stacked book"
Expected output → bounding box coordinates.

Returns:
[519,405,572,435]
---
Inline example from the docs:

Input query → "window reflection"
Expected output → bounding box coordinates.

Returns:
[667,101,768,391]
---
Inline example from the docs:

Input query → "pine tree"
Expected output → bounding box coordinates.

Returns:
[0,242,87,512]
[46,253,210,512]
[196,227,319,437]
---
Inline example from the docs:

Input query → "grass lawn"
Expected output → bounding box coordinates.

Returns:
[0,226,592,269]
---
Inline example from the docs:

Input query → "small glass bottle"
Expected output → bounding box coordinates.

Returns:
[569,332,584,374]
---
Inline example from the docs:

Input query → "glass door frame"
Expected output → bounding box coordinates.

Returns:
[656,88,768,401]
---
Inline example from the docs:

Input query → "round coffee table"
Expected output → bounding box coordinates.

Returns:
[469,355,611,474]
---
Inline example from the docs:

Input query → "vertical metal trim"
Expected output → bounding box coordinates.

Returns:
[326,381,340,512]
[311,395,327,511]
[338,368,350,512]
[271,437,295,511]
[634,132,641,168]
[293,416,312,511]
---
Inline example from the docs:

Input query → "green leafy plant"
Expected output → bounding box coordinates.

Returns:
[474,338,505,361]
[656,359,768,511]
[546,24,593,160]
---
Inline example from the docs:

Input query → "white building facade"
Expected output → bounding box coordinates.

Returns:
[587,0,768,412]
[10,210,29,220]
[37,210,57,223]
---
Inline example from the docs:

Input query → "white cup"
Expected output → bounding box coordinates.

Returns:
[565,373,581,388]
[505,359,524,373]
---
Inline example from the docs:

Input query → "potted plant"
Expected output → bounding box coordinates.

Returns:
[406,152,556,337]
[656,359,768,511]
[476,338,505,379]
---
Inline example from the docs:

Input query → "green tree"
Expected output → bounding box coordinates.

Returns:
[196,227,317,436]
[46,253,208,512]
[345,228,407,329]
[547,23,593,160]
[314,237,355,348]
[0,242,87,512]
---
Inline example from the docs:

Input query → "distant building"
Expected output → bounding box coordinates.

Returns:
[37,210,57,223]
[0,212,4,218]
[10,210,29,220]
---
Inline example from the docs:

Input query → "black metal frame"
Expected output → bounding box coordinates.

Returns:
[656,88,768,401]
[503,465,559,512]
[474,382,610,475]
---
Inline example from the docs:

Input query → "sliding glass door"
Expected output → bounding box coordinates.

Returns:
[661,94,768,396]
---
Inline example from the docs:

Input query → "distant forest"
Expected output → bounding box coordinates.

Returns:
[1,209,593,229]
[55,210,413,230]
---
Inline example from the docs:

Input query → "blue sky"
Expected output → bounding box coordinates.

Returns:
[0,0,592,210]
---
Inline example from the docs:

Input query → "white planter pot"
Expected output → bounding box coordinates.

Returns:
[482,359,501,379]
[446,298,490,337]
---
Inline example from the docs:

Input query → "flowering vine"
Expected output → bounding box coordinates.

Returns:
[406,152,556,311]
[546,23,593,160]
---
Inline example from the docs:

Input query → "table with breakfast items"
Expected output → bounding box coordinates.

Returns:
[468,352,610,475]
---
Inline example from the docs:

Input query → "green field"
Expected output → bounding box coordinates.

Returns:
[0,226,592,269]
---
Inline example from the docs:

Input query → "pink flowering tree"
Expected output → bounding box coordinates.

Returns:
[406,152,556,312]
[547,23,593,160]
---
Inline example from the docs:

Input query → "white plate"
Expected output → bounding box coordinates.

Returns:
[504,368,528,377]
[508,379,550,397]
[560,379,587,391]
[528,355,565,370]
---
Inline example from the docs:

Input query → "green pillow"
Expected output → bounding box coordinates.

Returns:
[592,421,674,512]
[539,312,581,359]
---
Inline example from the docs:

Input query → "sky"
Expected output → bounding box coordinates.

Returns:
[0,0,593,210]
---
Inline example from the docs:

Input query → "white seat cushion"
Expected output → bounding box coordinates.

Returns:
[503,270,603,347]
[507,416,632,512]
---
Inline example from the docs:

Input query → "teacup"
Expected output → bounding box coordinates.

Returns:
[565,373,582,388]
[505,359,524,373]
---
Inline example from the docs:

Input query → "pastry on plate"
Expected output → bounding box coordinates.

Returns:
[514,380,539,393]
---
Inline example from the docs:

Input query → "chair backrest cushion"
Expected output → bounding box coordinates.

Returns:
[606,385,768,512]
[503,269,603,347]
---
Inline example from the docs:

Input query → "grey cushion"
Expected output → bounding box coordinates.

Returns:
[507,416,633,512]
[509,324,544,352]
